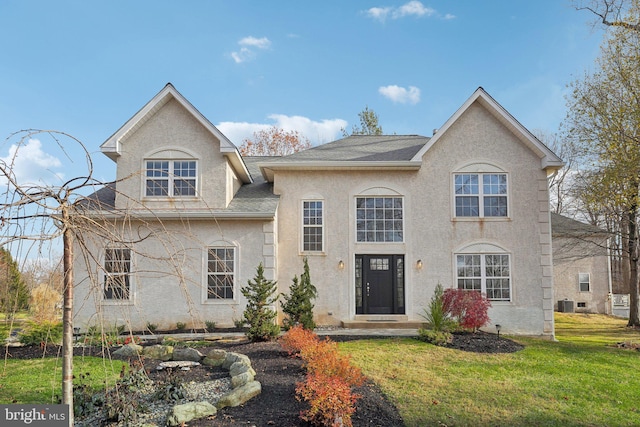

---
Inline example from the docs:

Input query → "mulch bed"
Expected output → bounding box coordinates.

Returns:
[3,332,523,426]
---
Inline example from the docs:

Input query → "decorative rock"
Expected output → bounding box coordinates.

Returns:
[113,343,143,357]
[229,360,254,377]
[216,380,261,409]
[202,349,227,367]
[173,347,204,362]
[231,371,255,389]
[142,344,173,361]
[222,352,250,370]
[166,401,217,426]
[157,361,200,370]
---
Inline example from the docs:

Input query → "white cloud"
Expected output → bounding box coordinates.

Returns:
[379,85,421,104]
[217,115,347,147]
[0,138,64,186]
[232,36,271,63]
[365,1,449,22]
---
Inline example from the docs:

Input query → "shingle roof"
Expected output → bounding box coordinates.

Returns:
[261,135,429,163]
[551,213,608,236]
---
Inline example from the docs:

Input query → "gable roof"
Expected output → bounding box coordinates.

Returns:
[412,87,564,172]
[100,83,252,184]
[551,213,609,237]
[258,135,427,181]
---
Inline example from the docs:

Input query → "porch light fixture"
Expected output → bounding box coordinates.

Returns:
[495,324,502,338]
[416,259,423,270]
[338,260,345,270]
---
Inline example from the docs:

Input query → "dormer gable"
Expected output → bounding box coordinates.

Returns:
[100,83,251,184]
[412,87,564,174]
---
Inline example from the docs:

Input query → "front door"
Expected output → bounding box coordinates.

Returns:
[356,255,405,315]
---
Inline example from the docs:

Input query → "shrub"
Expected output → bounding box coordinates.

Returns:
[279,324,319,356]
[420,283,455,332]
[296,373,360,427]
[204,320,216,331]
[175,322,187,331]
[281,258,318,330]
[29,283,61,323]
[146,322,158,333]
[417,329,453,346]
[241,263,280,341]
[19,320,63,345]
[301,339,364,388]
[443,289,491,332]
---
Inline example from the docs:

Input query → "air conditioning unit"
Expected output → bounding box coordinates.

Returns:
[558,300,574,313]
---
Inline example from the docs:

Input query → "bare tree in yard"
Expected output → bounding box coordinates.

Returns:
[0,130,212,425]
[563,8,640,326]
[239,126,311,156]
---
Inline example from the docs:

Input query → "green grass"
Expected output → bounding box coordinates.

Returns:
[0,356,127,404]
[339,313,640,427]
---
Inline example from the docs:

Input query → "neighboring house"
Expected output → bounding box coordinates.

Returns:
[551,213,612,314]
[73,84,563,337]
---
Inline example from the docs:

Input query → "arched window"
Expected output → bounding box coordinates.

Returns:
[455,243,511,301]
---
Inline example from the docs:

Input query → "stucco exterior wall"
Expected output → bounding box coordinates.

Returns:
[553,234,610,314]
[73,218,275,331]
[272,103,553,336]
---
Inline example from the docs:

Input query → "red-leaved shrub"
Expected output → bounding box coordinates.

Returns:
[443,289,491,331]
[281,326,364,427]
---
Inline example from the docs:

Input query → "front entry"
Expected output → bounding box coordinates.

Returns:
[355,255,405,314]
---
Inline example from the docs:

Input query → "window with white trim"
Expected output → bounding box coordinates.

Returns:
[454,173,507,217]
[104,248,131,300]
[456,253,511,301]
[579,273,590,292]
[207,247,235,299]
[145,160,197,197]
[302,200,323,252]
[356,197,403,242]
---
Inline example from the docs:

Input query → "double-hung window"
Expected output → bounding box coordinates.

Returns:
[207,247,235,299]
[579,273,590,292]
[104,248,131,300]
[145,160,197,197]
[454,173,507,217]
[456,253,511,301]
[356,197,403,242]
[302,200,323,252]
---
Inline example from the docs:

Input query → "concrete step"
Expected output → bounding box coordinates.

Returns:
[341,320,424,329]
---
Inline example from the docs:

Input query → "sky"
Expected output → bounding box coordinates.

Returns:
[0,0,605,189]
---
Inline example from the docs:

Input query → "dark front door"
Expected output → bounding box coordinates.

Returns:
[356,255,405,315]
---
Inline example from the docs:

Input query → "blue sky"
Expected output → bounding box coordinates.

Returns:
[0,0,604,187]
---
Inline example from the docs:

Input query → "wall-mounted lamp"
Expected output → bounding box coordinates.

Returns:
[338,260,345,270]
[495,324,502,339]
[416,259,423,270]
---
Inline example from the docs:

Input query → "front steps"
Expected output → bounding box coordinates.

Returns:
[341,315,423,329]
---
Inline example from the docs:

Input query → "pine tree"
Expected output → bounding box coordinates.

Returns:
[241,263,280,341]
[281,258,317,330]
[0,248,29,319]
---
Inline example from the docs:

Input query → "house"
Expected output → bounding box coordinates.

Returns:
[73,83,563,337]
[551,213,613,314]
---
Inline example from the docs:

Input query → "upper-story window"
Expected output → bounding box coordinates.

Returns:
[145,160,197,197]
[302,200,323,252]
[454,173,508,217]
[356,197,403,242]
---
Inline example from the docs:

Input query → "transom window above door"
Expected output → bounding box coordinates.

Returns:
[454,173,508,217]
[145,160,197,197]
[356,197,403,243]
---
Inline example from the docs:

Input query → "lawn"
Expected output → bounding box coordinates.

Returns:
[339,313,640,427]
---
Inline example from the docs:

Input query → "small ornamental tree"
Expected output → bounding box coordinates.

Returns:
[443,289,491,332]
[281,258,318,330]
[241,263,280,341]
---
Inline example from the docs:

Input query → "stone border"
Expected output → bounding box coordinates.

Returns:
[114,343,262,426]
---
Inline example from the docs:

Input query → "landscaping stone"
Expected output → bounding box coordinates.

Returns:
[222,351,250,370]
[142,344,173,361]
[172,347,204,361]
[216,380,262,409]
[166,401,217,426]
[231,371,255,388]
[157,361,200,370]
[229,360,254,377]
[202,349,227,367]
[113,343,143,357]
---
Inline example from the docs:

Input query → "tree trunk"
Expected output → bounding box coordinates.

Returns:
[627,205,640,327]
[62,211,74,426]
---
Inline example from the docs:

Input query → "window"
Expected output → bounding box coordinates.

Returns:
[145,160,197,197]
[454,173,507,217]
[356,197,403,242]
[577,302,587,308]
[207,247,235,299]
[104,248,131,300]
[302,200,323,252]
[579,273,590,292]
[456,253,510,301]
